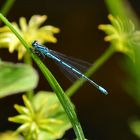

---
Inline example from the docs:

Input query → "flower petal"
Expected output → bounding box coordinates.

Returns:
[29,15,47,29]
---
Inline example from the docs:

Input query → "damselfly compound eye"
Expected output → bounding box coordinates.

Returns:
[32,40,38,47]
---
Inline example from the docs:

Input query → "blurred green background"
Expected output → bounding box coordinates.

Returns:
[0,0,140,139]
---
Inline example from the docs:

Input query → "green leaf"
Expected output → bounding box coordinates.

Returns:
[0,61,38,98]
[32,91,72,140]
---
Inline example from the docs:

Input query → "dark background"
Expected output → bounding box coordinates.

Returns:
[0,0,140,140]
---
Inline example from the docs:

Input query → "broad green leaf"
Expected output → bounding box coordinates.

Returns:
[32,91,72,140]
[0,61,38,98]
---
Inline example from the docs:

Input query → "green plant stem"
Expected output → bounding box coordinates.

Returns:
[66,46,115,97]
[24,52,33,65]
[0,0,15,16]
[24,52,34,100]
[0,13,86,140]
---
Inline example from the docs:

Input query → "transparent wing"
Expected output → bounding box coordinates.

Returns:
[56,61,82,82]
[49,49,91,74]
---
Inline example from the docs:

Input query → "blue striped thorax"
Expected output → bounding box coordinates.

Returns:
[32,40,49,55]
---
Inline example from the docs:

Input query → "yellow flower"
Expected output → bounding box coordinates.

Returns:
[9,93,71,140]
[0,15,60,59]
[98,15,140,62]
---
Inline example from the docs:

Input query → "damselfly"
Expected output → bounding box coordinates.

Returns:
[32,41,108,95]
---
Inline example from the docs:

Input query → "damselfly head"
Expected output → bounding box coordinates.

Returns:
[32,40,39,48]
